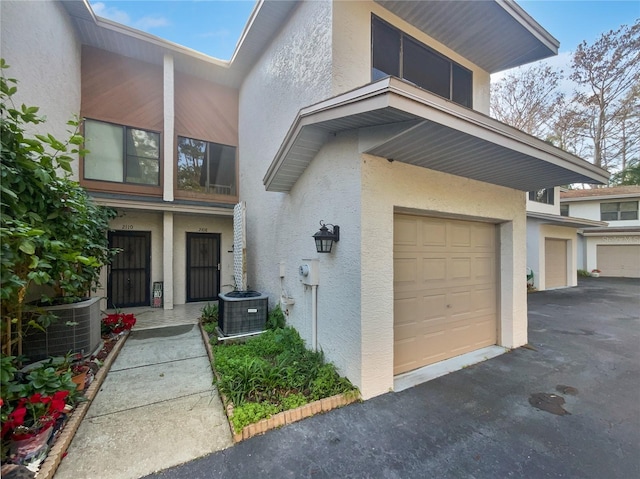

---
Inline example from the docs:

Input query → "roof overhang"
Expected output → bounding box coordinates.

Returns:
[374,0,559,73]
[561,192,640,203]
[60,0,298,86]
[526,212,607,229]
[581,227,640,237]
[264,77,609,192]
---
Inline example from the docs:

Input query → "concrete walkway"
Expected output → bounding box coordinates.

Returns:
[54,323,232,479]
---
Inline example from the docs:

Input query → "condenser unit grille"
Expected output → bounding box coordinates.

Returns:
[218,291,268,336]
[22,297,102,362]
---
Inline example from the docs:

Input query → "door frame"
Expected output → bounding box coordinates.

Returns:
[186,232,221,302]
[107,230,151,308]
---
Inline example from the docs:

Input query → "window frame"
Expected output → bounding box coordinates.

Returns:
[528,188,555,205]
[560,204,569,217]
[371,14,473,108]
[176,135,237,197]
[83,119,161,186]
[600,201,639,221]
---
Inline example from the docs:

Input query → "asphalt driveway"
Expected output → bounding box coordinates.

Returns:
[147,277,640,479]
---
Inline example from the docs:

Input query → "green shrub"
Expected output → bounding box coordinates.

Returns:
[577,269,592,277]
[213,326,359,432]
[201,302,218,323]
[266,304,286,330]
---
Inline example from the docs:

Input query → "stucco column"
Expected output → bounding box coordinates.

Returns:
[500,219,528,348]
[163,211,174,310]
[163,54,174,202]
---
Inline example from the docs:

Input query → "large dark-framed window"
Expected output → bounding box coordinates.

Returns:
[529,188,555,205]
[372,15,473,108]
[177,136,237,196]
[84,119,160,185]
[600,201,639,221]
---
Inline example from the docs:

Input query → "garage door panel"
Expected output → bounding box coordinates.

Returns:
[394,214,498,376]
[545,238,568,288]
[423,257,447,282]
[597,245,640,278]
[394,257,418,284]
[394,218,418,246]
[473,224,496,249]
[422,220,447,247]
[474,256,494,280]
[451,224,472,247]
[451,257,472,280]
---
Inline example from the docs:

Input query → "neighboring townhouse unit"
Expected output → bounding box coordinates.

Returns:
[2,0,609,399]
[560,186,640,278]
[526,187,606,291]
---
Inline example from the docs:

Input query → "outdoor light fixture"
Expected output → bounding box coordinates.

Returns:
[313,220,340,253]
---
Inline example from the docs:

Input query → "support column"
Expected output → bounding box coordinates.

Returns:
[163,54,174,202]
[163,211,174,310]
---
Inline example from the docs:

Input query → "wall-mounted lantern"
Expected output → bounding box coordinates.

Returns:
[312,221,340,253]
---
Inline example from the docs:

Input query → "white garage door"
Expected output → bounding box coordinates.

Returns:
[545,238,568,289]
[597,245,640,278]
[393,214,498,376]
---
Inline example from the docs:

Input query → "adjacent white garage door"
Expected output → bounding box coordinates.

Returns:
[393,214,498,376]
[597,245,640,278]
[545,238,568,289]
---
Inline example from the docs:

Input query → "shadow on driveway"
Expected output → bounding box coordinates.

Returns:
[147,277,639,479]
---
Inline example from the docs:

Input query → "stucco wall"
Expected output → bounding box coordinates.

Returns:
[526,187,560,215]
[238,0,369,384]
[360,151,527,398]
[331,0,491,113]
[566,200,640,227]
[1,0,82,177]
[238,0,333,299]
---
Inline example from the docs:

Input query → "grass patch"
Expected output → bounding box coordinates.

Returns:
[213,327,358,432]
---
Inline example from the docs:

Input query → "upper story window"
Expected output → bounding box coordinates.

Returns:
[371,15,472,108]
[84,119,160,185]
[177,137,236,196]
[529,188,555,205]
[560,204,569,217]
[600,201,638,221]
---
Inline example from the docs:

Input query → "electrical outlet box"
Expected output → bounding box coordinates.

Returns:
[299,259,319,286]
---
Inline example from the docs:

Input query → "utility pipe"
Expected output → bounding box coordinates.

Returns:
[311,284,318,351]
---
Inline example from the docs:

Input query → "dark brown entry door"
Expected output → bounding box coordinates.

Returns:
[108,231,151,308]
[187,233,220,302]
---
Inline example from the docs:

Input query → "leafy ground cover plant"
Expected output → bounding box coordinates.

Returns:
[213,327,358,432]
[200,303,218,337]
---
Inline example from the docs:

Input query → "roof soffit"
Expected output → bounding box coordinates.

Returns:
[374,0,559,73]
[264,78,609,192]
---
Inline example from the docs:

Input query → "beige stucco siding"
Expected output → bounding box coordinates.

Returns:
[360,153,527,398]
[331,0,491,113]
[1,0,82,177]
[238,0,333,299]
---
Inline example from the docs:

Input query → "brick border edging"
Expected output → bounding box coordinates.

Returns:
[198,324,360,443]
[36,332,130,479]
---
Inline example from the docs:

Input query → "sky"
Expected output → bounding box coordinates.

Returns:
[91,0,639,62]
